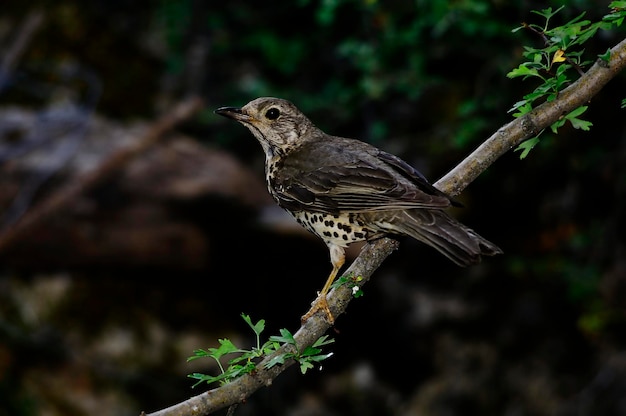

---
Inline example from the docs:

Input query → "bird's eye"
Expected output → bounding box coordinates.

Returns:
[265,108,280,120]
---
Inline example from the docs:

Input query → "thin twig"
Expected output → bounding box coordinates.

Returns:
[0,97,204,253]
[0,9,44,89]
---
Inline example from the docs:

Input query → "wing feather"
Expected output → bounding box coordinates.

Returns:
[272,138,454,214]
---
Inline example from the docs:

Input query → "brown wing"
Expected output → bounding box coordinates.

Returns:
[272,138,454,214]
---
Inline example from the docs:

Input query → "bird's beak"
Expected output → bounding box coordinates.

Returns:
[214,106,253,123]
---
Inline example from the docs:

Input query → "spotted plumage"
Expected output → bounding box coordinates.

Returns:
[215,97,501,324]
[292,211,371,246]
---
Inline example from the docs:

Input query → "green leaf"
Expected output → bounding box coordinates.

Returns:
[510,101,533,117]
[514,137,540,159]
[261,340,281,354]
[312,335,335,348]
[187,338,244,362]
[551,118,566,133]
[331,275,350,289]
[561,106,593,131]
[531,6,564,21]
[269,328,296,346]
[307,353,334,365]
[598,48,611,62]
[569,117,593,130]
[226,362,257,379]
[299,361,314,374]
[188,371,231,388]
[607,1,626,26]
[566,105,588,118]
[506,64,541,79]
[227,354,251,365]
[264,352,293,369]
[300,346,322,357]
[241,313,265,336]
[212,338,242,359]
[187,348,210,361]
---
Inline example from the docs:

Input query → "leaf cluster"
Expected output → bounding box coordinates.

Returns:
[187,314,334,387]
[265,329,334,374]
[331,272,365,298]
[507,2,626,158]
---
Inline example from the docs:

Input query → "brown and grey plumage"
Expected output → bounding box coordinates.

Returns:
[215,97,501,323]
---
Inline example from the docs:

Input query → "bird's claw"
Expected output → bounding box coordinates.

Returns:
[301,295,335,325]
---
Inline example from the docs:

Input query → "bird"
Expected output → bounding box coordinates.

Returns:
[215,97,501,324]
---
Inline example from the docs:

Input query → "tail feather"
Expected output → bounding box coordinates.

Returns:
[367,209,502,267]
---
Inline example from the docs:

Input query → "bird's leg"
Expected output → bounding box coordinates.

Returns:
[302,245,345,324]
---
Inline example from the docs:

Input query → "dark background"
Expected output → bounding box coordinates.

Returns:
[1,1,626,415]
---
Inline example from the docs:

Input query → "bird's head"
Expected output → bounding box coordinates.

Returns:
[215,97,317,157]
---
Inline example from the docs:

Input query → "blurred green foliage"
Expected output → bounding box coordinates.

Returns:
[155,0,526,143]
[147,0,619,156]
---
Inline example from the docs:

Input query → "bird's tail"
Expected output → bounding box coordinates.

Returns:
[368,209,502,267]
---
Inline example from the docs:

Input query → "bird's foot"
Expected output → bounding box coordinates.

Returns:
[301,294,335,325]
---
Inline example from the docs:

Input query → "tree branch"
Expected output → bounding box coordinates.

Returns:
[142,36,626,416]
[0,97,204,253]
[436,36,626,196]
[0,9,44,89]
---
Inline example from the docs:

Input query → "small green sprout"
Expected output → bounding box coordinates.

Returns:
[187,313,334,387]
[265,329,335,374]
[332,273,365,298]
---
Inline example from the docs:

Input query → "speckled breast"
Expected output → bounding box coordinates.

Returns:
[291,211,371,247]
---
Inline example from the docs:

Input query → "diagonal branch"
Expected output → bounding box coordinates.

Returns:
[436,36,626,196]
[142,36,626,416]
[0,97,204,253]
[0,9,44,89]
